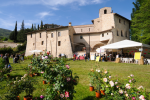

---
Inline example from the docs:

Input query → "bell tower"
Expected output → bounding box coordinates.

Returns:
[99,7,112,17]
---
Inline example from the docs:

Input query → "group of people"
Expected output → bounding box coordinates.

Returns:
[12,53,24,63]
[73,53,90,62]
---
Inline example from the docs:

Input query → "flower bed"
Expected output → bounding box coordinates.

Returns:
[89,65,149,100]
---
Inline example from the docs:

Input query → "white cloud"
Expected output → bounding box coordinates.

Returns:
[37,12,54,18]
[1,0,105,7]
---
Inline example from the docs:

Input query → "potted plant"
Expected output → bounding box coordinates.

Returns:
[92,68,102,98]
[88,69,95,91]
[24,77,35,100]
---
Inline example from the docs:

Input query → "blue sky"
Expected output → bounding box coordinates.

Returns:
[0,0,135,31]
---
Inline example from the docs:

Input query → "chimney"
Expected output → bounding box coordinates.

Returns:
[69,22,72,26]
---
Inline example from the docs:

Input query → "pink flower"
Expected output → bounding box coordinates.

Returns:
[45,56,48,59]
[125,84,131,89]
[109,81,114,87]
[129,80,131,83]
[60,94,64,98]
[130,74,134,77]
[65,91,69,97]
[40,95,44,99]
[103,78,107,82]
[66,65,70,69]
[139,95,145,100]
[132,97,136,100]
[66,77,71,82]
[41,71,44,74]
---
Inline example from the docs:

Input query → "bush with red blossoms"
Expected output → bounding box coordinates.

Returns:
[42,58,79,100]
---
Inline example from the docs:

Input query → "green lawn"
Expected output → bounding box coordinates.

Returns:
[0,59,150,100]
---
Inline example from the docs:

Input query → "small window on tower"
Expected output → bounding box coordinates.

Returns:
[107,33,108,35]
[89,28,90,32]
[104,9,107,14]
[81,29,82,32]
[31,34,32,38]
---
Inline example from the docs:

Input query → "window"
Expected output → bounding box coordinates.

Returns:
[124,21,125,25]
[31,34,32,38]
[80,35,83,39]
[81,29,82,32]
[107,33,108,35]
[41,41,44,45]
[51,33,53,38]
[58,32,61,37]
[119,19,121,23]
[117,30,119,36]
[104,9,107,14]
[102,33,104,37]
[40,33,41,38]
[58,41,61,46]
[33,43,34,46]
[47,36,48,38]
[89,28,90,32]
[125,31,127,37]
[121,31,123,37]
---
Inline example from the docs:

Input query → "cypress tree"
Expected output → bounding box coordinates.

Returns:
[32,24,33,31]
[38,24,39,30]
[14,21,17,42]
[41,20,43,29]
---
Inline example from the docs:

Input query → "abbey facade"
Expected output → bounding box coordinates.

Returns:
[25,7,130,58]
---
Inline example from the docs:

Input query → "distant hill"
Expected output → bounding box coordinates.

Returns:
[0,28,12,38]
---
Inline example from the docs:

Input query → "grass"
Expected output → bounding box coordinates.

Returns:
[0,59,150,100]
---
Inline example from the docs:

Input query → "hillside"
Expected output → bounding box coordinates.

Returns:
[0,28,12,38]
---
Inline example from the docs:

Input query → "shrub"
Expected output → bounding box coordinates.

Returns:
[0,47,13,56]
[0,58,5,69]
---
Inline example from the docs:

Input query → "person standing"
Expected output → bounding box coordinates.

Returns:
[3,53,9,68]
[13,53,15,63]
[73,53,76,61]
[85,54,87,62]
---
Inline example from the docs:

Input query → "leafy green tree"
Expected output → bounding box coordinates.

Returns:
[9,31,15,40]
[131,0,150,44]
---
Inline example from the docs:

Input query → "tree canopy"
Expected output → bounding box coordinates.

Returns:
[130,0,150,44]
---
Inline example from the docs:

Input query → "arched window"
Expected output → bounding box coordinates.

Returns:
[121,31,123,37]
[117,30,119,36]
[104,9,107,14]
[40,33,41,38]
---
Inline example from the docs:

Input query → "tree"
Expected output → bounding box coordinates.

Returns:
[40,20,43,29]
[14,21,17,42]
[33,24,37,30]
[9,31,15,40]
[131,0,150,44]
[31,24,33,31]
[38,24,39,30]
[21,20,25,30]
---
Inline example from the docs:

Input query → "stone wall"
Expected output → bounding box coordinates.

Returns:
[0,42,22,48]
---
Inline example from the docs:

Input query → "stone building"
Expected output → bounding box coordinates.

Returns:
[25,7,130,58]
